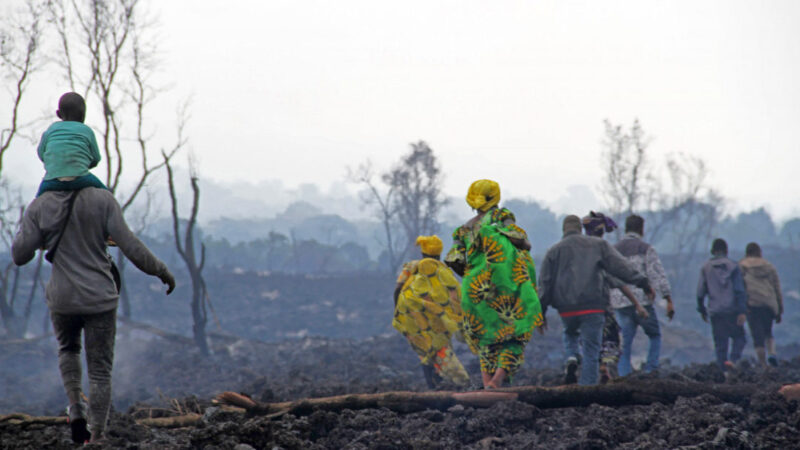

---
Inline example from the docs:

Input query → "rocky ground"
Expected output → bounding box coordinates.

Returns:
[3,270,800,448]
[3,331,800,449]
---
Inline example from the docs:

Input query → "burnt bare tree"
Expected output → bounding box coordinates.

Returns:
[647,153,723,292]
[600,119,723,293]
[383,141,448,258]
[164,152,209,356]
[647,154,721,246]
[600,119,658,216]
[45,0,183,317]
[0,2,56,338]
[349,141,447,272]
[0,0,45,177]
[0,181,25,338]
[0,180,46,339]
[0,2,49,338]
[348,160,404,272]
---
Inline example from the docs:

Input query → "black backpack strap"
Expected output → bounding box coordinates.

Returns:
[45,191,80,263]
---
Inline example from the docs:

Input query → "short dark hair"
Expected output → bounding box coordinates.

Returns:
[563,215,582,233]
[625,215,645,234]
[745,242,762,257]
[58,92,86,122]
[711,238,728,256]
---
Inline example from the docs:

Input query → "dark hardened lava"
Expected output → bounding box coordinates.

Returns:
[2,334,800,449]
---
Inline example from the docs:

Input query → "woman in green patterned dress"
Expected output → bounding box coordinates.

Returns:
[445,179,543,389]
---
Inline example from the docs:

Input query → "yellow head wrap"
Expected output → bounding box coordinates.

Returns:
[466,179,501,212]
[416,235,444,256]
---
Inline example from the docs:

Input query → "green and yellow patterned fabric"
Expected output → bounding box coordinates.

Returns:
[392,258,470,386]
[445,207,543,376]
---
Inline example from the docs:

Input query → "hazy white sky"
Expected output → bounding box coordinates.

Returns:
[5,0,800,219]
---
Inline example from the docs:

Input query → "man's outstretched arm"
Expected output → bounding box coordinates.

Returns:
[601,241,651,293]
[104,193,175,294]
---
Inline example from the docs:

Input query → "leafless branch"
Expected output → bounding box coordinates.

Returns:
[348,160,402,270]
[600,119,657,216]
[163,151,186,262]
[0,0,45,177]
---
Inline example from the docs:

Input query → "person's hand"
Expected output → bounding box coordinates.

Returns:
[666,299,675,321]
[736,313,746,326]
[635,304,649,319]
[776,315,782,324]
[159,270,176,295]
[698,307,708,323]
[646,286,656,302]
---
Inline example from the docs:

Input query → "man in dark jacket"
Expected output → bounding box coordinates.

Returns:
[13,188,175,444]
[539,215,652,385]
[697,238,747,371]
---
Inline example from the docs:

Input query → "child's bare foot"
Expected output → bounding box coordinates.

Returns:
[481,371,492,389]
[489,368,507,389]
[485,380,503,390]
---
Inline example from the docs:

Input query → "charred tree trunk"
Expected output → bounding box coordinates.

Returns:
[0,262,22,339]
[0,292,19,339]
[165,154,209,356]
[136,413,203,428]
[217,379,761,419]
[185,231,208,355]
[20,252,44,337]
[507,379,756,408]
[0,413,68,426]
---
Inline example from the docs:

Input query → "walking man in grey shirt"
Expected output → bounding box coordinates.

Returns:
[610,215,675,376]
[13,187,175,444]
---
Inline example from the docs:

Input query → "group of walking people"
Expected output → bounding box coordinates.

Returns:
[9,91,785,443]
[393,179,543,389]
[698,239,783,369]
[392,178,785,390]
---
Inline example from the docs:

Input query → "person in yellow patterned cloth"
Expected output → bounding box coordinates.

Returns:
[392,235,470,388]
[445,179,544,389]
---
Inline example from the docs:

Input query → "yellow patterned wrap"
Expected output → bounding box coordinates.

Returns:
[392,258,469,386]
[466,179,501,212]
